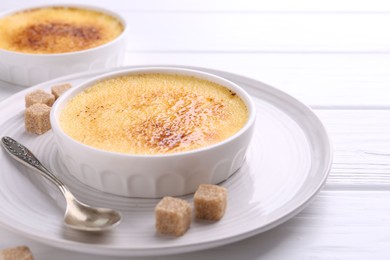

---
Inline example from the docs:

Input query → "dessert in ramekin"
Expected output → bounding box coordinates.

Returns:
[0,4,128,86]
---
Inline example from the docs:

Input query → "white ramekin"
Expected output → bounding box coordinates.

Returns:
[50,67,256,198]
[0,4,128,86]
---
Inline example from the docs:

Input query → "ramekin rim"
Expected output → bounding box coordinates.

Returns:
[50,66,256,159]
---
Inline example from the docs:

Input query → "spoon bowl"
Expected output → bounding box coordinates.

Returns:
[64,199,121,231]
[1,136,121,232]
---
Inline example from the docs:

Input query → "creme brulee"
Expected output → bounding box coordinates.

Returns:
[59,74,249,155]
[0,7,123,54]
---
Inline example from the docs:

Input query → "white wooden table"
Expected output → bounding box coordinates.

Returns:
[1,0,390,259]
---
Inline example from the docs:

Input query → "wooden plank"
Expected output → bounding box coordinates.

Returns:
[3,0,390,12]
[0,80,25,101]
[124,53,390,107]
[123,12,390,52]
[107,0,390,12]
[317,110,390,189]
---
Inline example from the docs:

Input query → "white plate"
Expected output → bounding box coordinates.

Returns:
[0,66,332,256]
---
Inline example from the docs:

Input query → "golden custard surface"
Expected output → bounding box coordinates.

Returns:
[60,74,249,155]
[0,7,123,54]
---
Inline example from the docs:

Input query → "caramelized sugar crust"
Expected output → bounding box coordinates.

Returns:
[60,74,248,155]
[0,7,123,53]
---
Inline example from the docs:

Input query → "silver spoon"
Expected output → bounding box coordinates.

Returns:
[1,136,121,232]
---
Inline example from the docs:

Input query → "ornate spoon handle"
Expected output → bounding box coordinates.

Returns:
[1,136,66,192]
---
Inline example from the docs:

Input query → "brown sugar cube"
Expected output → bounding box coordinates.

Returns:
[194,184,227,221]
[25,103,51,135]
[51,83,72,100]
[0,246,34,260]
[25,89,55,107]
[155,196,192,236]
